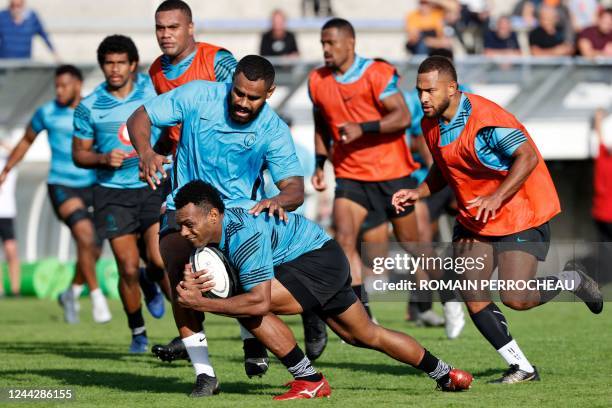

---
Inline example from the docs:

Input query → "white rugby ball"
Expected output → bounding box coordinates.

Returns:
[190,247,236,299]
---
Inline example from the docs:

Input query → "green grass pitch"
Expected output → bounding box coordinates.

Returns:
[0,298,610,407]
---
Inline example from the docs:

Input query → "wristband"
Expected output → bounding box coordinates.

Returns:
[360,121,381,134]
[315,154,327,170]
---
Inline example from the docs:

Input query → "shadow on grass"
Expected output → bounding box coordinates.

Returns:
[471,368,508,378]
[0,341,192,365]
[220,355,423,377]
[0,341,129,361]
[1,368,278,395]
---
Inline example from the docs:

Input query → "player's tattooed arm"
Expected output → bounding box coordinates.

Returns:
[467,142,538,223]
[72,137,127,169]
[0,125,38,185]
[126,106,170,189]
[249,176,304,221]
[177,273,272,318]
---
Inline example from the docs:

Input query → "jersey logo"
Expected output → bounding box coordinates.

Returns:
[244,133,256,148]
[117,123,133,147]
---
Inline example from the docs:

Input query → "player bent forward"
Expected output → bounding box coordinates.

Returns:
[173,180,473,400]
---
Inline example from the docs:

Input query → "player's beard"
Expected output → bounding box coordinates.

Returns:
[228,97,264,124]
[57,95,76,107]
[429,97,451,119]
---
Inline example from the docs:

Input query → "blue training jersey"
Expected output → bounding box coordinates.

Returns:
[144,80,303,210]
[30,100,96,187]
[219,208,331,292]
[73,75,161,189]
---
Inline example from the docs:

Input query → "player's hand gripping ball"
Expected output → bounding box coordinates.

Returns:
[189,247,239,299]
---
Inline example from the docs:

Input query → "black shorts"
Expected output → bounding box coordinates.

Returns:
[159,209,179,239]
[0,218,15,241]
[425,185,457,220]
[337,176,417,232]
[275,239,358,317]
[94,185,163,240]
[47,184,94,221]
[453,221,551,261]
[159,176,173,204]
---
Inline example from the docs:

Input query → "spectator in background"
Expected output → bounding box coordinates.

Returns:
[514,1,573,36]
[484,15,522,56]
[0,0,56,59]
[0,141,20,297]
[405,0,454,55]
[529,5,574,55]
[568,0,600,32]
[455,0,491,53]
[260,9,299,57]
[577,8,612,57]
[302,0,333,17]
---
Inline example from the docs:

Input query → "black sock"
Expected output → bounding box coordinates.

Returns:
[138,268,157,303]
[243,338,268,358]
[409,287,433,313]
[279,344,322,382]
[352,285,373,318]
[469,302,512,350]
[536,276,562,305]
[126,307,146,337]
[416,349,451,383]
[439,270,459,303]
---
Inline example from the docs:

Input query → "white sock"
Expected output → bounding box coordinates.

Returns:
[90,288,105,304]
[498,340,534,373]
[239,322,255,340]
[183,331,215,377]
[556,270,582,292]
[72,284,84,298]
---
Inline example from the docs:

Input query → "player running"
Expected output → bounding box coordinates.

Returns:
[310,18,420,320]
[72,35,167,352]
[392,56,604,383]
[127,55,304,396]
[0,65,111,324]
[173,180,473,399]
[146,0,273,373]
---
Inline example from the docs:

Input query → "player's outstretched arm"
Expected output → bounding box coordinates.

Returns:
[177,275,272,318]
[249,176,304,221]
[127,106,169,189]
[392,163,445,213]
[0,125,38,185]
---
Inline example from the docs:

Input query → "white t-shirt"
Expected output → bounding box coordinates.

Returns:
[0,157,17,218]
